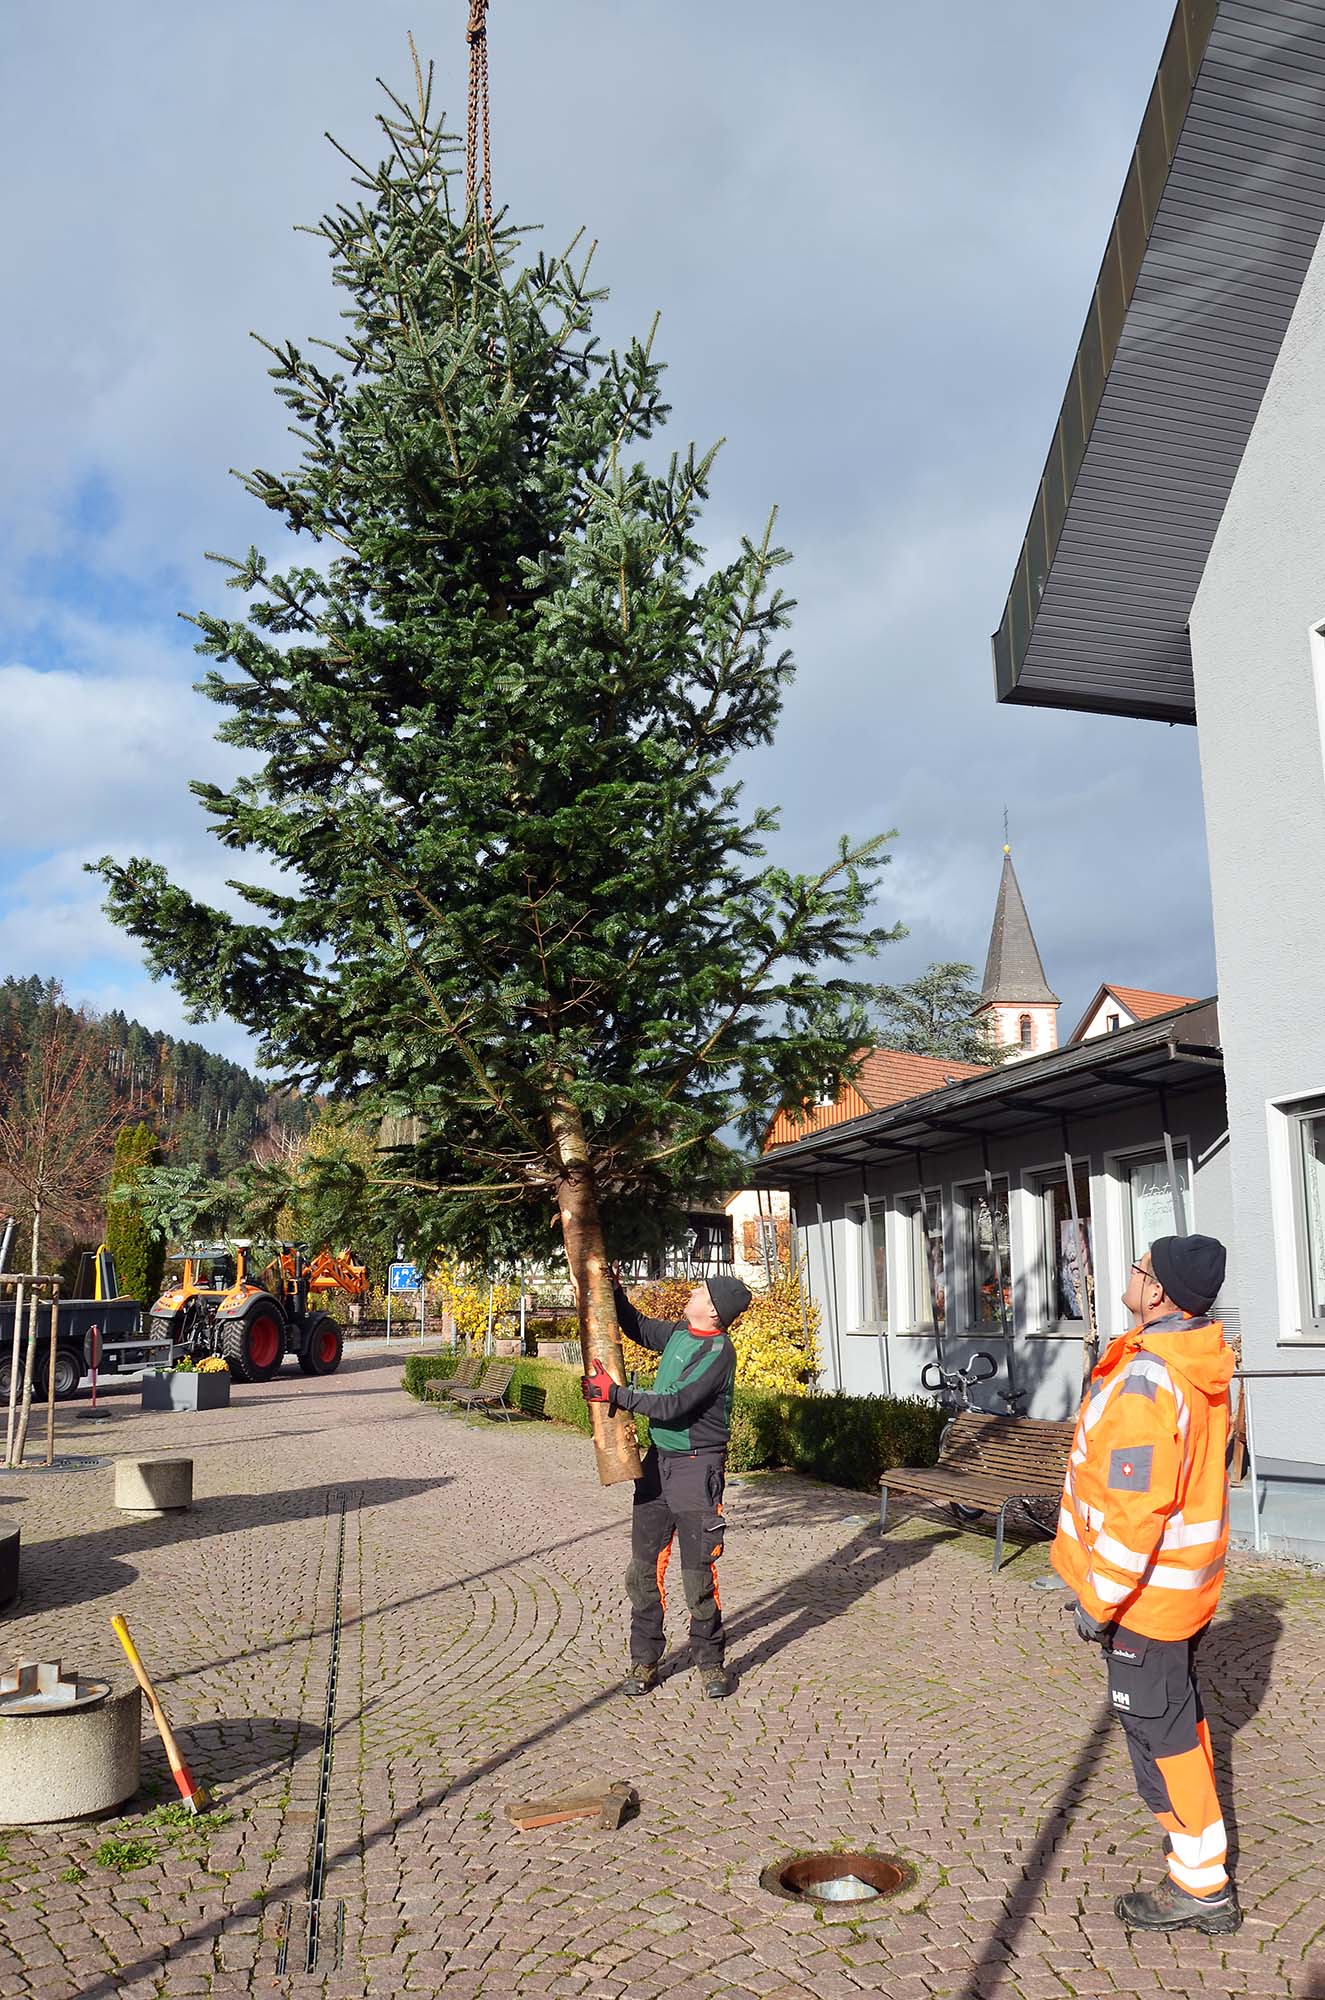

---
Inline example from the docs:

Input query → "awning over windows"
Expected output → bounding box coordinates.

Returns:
[756,1000,1221,1188]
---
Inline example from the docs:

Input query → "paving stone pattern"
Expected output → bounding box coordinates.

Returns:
[0,1350,1322,1999]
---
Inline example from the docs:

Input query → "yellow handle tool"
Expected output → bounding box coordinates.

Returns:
[110,1615,212,1814]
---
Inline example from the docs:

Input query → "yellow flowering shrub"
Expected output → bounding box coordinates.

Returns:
[429,1261,519,1346]
[619,1276,820,1394]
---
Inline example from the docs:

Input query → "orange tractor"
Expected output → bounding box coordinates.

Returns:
[147,1242,368,1385]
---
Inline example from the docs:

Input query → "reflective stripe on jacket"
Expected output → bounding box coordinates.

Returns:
[1051,1315,1234,1641]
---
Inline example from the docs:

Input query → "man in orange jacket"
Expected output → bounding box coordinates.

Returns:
[1051,1232,1239,1934]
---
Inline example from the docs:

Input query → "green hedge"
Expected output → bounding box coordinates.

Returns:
[403,1353,942,1492]
[726,1390,944,1490]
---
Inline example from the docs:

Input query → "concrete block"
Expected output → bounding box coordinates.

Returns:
[0,1684,140,1824]
[114,1455,193,1514]
[0,1522,18,1609]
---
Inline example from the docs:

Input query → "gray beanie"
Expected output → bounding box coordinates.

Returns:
[1149,1235,1227,1317]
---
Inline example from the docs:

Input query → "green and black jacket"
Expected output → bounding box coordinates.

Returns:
[609,1284,736,1453]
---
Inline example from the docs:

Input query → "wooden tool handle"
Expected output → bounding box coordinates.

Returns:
[111,1616,183,1759]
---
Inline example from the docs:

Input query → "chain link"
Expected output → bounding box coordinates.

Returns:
[466,0,492,254]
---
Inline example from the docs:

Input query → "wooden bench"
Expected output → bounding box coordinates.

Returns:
[423,1354,482,1406]
[453,1361,516,1422]
[880,1413,1075,1574]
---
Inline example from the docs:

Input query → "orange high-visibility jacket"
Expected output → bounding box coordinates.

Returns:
[1051,1314,1235,1640]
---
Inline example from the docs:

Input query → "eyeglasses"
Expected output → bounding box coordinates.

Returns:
[1130,1263,1155,1283]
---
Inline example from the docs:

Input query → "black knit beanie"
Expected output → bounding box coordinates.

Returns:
[1148,1234,1227,1317]
[705,1275,753,1329]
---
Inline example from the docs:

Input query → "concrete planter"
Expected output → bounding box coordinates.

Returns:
[0,1684,140,1825]
[142,1369,230,1413]
[0,1522,18,1610]
[115,1455,193,1514]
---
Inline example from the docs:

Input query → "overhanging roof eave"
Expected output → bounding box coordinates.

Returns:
[755,1000,1222,1185]
[991,0,1325,724]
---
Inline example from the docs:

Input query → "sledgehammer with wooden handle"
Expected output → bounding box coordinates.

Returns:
[110,1614,212,1814]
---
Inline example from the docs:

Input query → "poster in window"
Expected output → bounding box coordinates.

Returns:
[1128,1157,1190,1256]
[1058,1218,1092,1320]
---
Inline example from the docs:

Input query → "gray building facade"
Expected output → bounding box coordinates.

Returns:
[991,0,1325,1555]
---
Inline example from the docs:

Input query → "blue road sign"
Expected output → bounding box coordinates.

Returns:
[388,1262,422,1293]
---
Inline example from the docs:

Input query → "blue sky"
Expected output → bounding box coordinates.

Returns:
[0,1,1211,1065]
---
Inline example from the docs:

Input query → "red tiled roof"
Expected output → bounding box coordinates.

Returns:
[1105,985,1198,1020]
[761,1046,991,1153]
[853,1047,990,1108]
[1069,983,1199,1042]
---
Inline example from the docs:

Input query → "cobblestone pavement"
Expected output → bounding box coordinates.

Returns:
[0,1349,1322,2000]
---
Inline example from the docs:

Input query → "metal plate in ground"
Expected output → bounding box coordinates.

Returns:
[0,1458,109,1475]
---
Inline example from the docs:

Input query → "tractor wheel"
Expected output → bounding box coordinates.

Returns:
[297,1315,344,1378]
[221,1303,285,1384]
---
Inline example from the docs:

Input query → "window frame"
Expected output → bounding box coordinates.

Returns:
[955,1176,1012,1335]
[898,1188,946,1334]
[1024,1160,1095,1336]
[1118,1144,1194,1269]
[1286,1095,1325,1341]
[845,1196,889,1334]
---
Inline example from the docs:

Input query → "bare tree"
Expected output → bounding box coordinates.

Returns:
[0,991,120,1460]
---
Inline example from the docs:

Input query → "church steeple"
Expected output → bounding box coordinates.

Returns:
[975,845,1059,1058]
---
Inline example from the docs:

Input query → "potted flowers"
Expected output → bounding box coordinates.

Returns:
[141,1355,232,1413]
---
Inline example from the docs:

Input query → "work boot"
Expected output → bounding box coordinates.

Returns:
[700,1665,732,1699]
[1115,1877,1242,1934]
[621,1662,658,1698]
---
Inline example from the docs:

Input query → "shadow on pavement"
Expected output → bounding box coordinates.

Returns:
[959,1701,1115,2000]
[958,1592,1286,1994]
[724,1518,956,1675]
[1201,1590,1285,1875]
[6,1475,449,1617]
[66,1502,957,2000]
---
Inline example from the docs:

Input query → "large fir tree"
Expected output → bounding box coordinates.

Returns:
[96,62,896,1482]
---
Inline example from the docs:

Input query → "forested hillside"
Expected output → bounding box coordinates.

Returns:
[0,977,313,1178]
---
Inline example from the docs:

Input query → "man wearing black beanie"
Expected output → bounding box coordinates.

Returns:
[583,1272,750,1698]
[1051,1231,1239,1933]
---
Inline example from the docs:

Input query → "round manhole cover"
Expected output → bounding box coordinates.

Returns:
[760,1851,916,1906]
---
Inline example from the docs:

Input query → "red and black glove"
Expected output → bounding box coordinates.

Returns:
[581,1359,615,1406]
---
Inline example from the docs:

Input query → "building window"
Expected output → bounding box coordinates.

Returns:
[1034,1168,1093,1326]
[904,1192,945,1332]
[1018,1014,1033,1048]
[1289,1100,1325,1336]
[1106,1013,1121,1033]
[959,1180,1011,1329]
[848,1201,888,1329]
[1123,1150,1192,1262]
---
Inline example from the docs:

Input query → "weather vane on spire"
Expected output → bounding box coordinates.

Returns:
[1003,805,1010,855]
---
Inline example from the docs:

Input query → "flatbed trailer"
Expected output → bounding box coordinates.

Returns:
[0,1248,170,1401]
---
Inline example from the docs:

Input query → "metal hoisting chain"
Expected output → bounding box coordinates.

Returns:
[466,0,493,251]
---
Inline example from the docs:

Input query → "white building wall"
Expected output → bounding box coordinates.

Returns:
[1189,219,1325,1479]
[1076,996,1136,1041]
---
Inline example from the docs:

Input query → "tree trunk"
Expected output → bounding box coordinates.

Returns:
[13,1201,41,1466]
[550,1096,642,1487]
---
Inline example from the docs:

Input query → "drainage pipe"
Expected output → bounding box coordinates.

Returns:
[981,1138,1016,1412]
[915,1155,942,1381]
[1159,1088,1189,1237]
[814,1179,843,1393]
[859,1169,890,1398]
[1062,1123,1098,1392]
